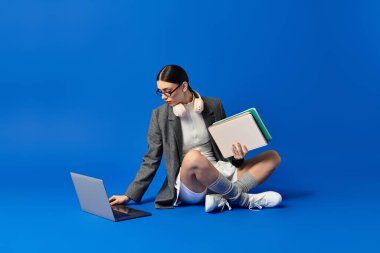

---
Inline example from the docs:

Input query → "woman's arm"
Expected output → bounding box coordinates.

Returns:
[124,109,164,202]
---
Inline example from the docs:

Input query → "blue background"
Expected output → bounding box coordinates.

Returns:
[1,0,379,252]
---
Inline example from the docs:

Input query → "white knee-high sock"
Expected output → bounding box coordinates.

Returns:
[207,172,249,207]
[234,172,258,193]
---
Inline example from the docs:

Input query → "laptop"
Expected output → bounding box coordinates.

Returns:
[70,172,151,221]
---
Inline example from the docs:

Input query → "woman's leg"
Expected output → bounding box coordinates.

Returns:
[204,150,282,212]
[236,150,281,187]
[180,150,282,211]
[180,150,219,193]
[180,150,281,192]
[180,150,249,207]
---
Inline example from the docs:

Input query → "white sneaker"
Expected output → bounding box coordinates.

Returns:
[248,191,282,210]
[205,194,232,213]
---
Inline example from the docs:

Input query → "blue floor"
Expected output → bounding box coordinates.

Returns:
[1,155,379,253]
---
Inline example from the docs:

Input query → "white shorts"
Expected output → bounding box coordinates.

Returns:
[173,160,238,206]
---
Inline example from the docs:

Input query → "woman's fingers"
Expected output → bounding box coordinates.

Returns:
[232,144,236,153]
[237,143,243,154]
[109,195,130,206]
[109,195,121,205]
[243,145,248,155]
[232,144,238,159]
[232,143,242,159]
[232,143,248,159]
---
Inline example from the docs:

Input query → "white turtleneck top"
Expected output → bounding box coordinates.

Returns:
[179,98,216,163]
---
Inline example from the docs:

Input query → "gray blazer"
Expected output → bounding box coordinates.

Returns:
[125,96,243,209]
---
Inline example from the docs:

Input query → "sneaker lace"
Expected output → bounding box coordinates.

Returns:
[248,195,268,211]
[218,198,232,212]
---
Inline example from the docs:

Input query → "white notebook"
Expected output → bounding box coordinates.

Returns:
[208,112,268,158]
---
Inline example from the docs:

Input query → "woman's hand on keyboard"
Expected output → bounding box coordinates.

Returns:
[109,195,130,205]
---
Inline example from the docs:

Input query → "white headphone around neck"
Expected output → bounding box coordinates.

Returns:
[172,90,204,117]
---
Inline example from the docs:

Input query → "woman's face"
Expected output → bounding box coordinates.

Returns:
[157,80,186,106]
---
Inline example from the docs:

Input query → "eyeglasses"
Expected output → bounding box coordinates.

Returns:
[156,82,182,97]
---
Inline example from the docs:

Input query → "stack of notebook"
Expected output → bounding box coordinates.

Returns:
[208,108,272,158]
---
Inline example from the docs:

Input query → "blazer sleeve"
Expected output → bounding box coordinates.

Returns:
[125,109,163,202]
[219,101,245,168]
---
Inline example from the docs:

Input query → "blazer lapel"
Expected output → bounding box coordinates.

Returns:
[168,106,183,161]
[201,97,215,128]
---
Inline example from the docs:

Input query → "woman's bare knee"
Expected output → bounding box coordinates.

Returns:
[267,150,281,168]
[181,150,219,185]
[181,150,210,179]
[182,150,205,169]
[182,150,215,175]
[180,150,214,191]
[258,150,281,175]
